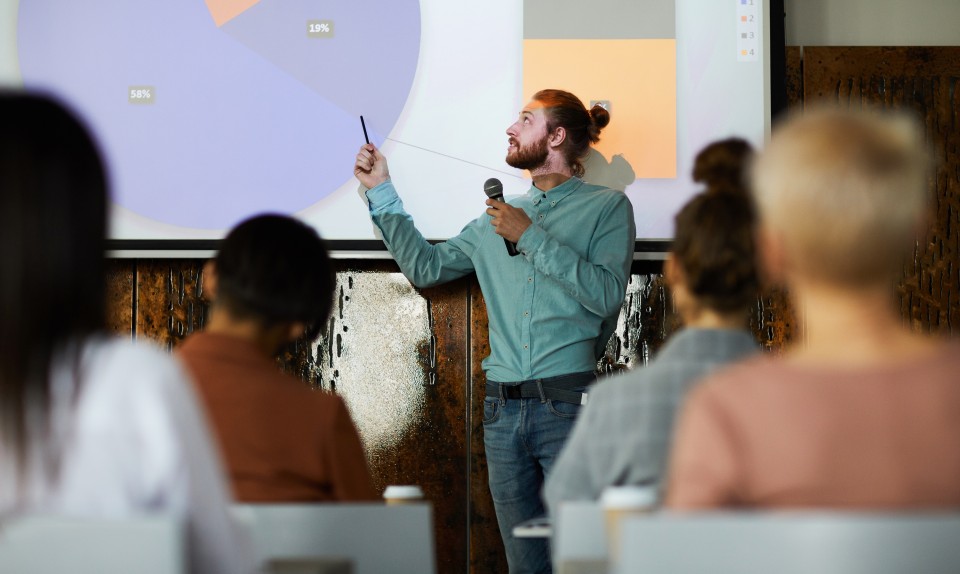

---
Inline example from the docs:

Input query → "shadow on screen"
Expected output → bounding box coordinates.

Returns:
[582,148,637,192]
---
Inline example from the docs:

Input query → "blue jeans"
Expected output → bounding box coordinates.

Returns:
[483,372,593,574]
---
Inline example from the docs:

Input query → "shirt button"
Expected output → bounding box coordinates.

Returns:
[551,201,557,206]
[538,214,544,220]
[527,277,533,282]
[523,311,529,317]
[523,344,529,349]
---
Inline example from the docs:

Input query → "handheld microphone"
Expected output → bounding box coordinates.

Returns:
[484,177,519,257]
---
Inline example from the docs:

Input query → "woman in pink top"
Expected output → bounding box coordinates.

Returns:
[666,107,960,509]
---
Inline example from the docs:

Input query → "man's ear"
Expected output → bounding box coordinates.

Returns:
[202,260,218,301]
[549,126,566,149]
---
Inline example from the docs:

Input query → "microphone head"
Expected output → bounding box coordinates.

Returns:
[484,177,504,199]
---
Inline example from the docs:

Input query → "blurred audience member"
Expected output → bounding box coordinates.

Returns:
[543,138,760,512]
[178,215,376,502]
[692,137,755,195]
[0,91,254,573]
[667,107,960,509]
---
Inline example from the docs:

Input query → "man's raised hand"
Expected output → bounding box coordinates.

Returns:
[354,144,390,190]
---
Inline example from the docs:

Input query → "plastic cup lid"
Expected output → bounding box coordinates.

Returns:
[600,485,657,509]
[383,485,424,499]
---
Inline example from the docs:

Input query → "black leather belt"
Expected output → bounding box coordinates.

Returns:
[486,371,595,405]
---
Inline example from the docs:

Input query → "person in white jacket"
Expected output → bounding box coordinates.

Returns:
[0,90,256,574]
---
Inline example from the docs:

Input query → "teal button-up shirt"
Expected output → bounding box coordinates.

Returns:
[365,176,635,382]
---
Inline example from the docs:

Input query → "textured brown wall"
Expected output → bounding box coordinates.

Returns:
[800,47,960,335]
[103,46,959,573]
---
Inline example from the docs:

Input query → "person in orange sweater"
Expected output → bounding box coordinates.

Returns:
[178,214,376,502]
[665,107,960,510]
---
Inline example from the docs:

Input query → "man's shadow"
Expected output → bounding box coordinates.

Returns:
[581,148,636,192]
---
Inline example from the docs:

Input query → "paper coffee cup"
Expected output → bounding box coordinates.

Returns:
[383,485,424,505]
[601,485,657,566]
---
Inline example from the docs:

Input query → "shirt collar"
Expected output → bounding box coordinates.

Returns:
[528,176,583,206]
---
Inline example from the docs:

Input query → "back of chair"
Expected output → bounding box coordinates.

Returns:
[616,513,960,574]
[234,502,436,574]
[0,515,183,574]
[552,501,607,573]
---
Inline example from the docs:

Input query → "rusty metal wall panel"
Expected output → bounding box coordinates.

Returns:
[105,259,134,336]
[761,46,804,350]
[467,280,509,573]
[134,260,207,349]
[311,261,469,574]
[750,287,796,353]
[785,46,804,112]
[416,276,471,574]
[802,47,960,335]
[603,271,674,371]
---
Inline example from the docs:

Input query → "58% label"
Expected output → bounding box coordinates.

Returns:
[128,86,155,104]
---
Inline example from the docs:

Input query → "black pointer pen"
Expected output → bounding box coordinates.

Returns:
[360,115,370,145]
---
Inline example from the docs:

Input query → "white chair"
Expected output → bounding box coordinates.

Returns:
[551,501,608,574]
[616,512,960,574]
[0,515,183,574]
[234,502,436,574]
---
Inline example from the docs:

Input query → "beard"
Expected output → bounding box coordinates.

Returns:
[506,136,549,171]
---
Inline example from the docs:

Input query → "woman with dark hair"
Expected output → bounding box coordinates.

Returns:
[691,137,754,195]
[543,139,760,511]
[0,92,253,573]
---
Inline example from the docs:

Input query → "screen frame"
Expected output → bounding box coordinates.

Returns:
[105,238,678,259]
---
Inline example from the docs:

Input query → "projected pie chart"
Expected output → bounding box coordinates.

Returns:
[18,0,420,229]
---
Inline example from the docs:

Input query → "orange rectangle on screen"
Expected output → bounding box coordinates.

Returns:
[523,39,677,179]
